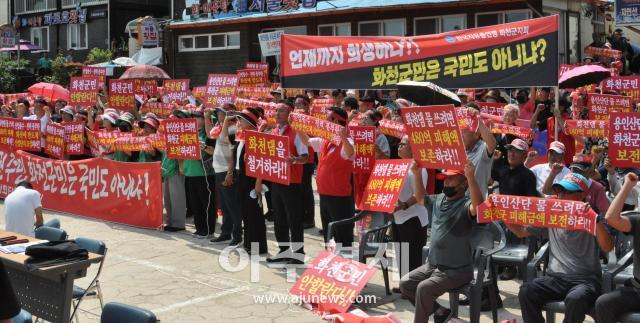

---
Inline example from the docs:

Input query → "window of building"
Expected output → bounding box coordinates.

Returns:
[318,23,351,36]
[414,15,466,35]
[15,0,56,15]
[178,32,240,52]
[359,19,405,36]
[30,27,49,52]
[68,24,88,49]
[476,10,532,27]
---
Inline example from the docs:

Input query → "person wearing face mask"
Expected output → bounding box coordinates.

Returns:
[399,161,483,323]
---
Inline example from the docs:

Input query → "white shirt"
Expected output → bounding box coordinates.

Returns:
[529,163,570,196]
[277,124,309,155]
[393,169,429,226]
[4,187,42,237]
[308,137,353,160]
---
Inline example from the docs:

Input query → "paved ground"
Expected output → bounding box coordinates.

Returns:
[0,200,580,323]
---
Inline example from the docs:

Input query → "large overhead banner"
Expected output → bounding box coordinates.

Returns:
[281,16,558,89]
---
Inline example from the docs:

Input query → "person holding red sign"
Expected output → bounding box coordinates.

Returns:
[528,141,570,196]
[507,173,614,323]
[297,107,355,246]
[60,106,74,123]
[596,172,640,323]
[461,105,497,198]
[137,116,161,163]
[399,162,483,323]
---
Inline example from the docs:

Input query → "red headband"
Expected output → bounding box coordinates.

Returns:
[240,109,259,124]
[329,111,346,123]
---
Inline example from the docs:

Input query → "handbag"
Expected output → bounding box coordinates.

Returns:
[24,240,89,270]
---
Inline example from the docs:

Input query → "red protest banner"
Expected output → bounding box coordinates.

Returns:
[289,251,377,314]
[69,76,99,107]
[163,79,190,104]
[587,93,633,120]
[244,130,290,184]
[0,117,15,148]
[603,76,640,102]
[62,122,85,155]
[0,93,32,105]
[246,62,269,70]
[82,66,106,88]
[565,120,609,138]
[558,64,575,78]
[378,119,406,139]
[234,98,276,111]
[491,123,533,141]
[133,79,158,97]
[13,119,41,151]
[192,86,207,100]
[359,159,412,213]
[45,123,65,159]
[112,135,153,152]
[163,119,201,160]
[584,46,622,59]
[310,98,335,119]
[349,126,375,173]
[477,102,504,117]
[94,130,129,147]
[140,102,172,118]
[236,87,271,99]
[478,194,597,235]
[237,68,269,87]
[401,105,467,170]
[205,74,238,107]
[609,112,640,168]
[0,147,163,229]
[85,129,100,157]
[290,112,343,143]
[148,132,166,150]
[108,79,135,110]
[455,107,479,132]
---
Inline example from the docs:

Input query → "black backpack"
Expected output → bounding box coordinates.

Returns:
[25,240,88,270]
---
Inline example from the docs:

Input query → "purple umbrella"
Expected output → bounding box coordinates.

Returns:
[0,39,42,52]
[558,64,611,89]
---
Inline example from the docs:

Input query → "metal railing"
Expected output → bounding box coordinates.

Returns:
[14,0,56,15]
[62,0,108,8]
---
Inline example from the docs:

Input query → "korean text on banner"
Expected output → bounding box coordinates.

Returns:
[477,102,504,117]
[112,135,153,152]
[609,112,640,168]
[289,112,343,143]
[401,105,467,170]
[0,147,163,229]
[258,30,284,57]
[602,76,640,102]
[244,130,290,185]
[45,123,65,159]
[289,251,377,314]
[0,117,15,147]
[378,119,406,139]
[13,119,41,152]
[82,66,106,88]
[349,126,375,173]
[310,98,335,119]
[491,123,534,141]
[108,79,135,111]
[616,0,640,26]
[140,102,172,118]
[565,120,609,138]
[478,194,597,235]
[359,159,412,213]
[246,62,269,70]
[237,69,269,87]
[162,119,201,160]
[134,79,158,97]
[62,122,85,155]
[587,93,633,120]
[163,79,190,104]
[205,74,239,107]
[280,16,558,89]
[69,76,99,107]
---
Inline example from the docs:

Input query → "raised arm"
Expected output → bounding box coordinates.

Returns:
[465,161,483,217]
[605,173,638,233]
[542,163,564,195]
[340,128,354,159]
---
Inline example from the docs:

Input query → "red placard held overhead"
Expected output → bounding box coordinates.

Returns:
[359,159,412,213]
[565,120,609,138]
[205,74,238,107]
[163,119,201,160]
[62,122,85,155]
[310,98,335,119]
[45,123,65,159]
[289,112,343,144]
[478,194,597,235]
[378,119,406,139]
[133,79,158,97]
[163,79,190,104]
[140,102,172,118]
[477,102,504,117]
[108,79,135,111]
[13,119,41,151]
[491,123,534,141]
[112,135,153,152]
[235,87,271,99]
[587,93,633,120]
[401,105,467,170]
[244,130,290,185]
[69,76,99,107]
[349,126,375,173]
[81,66,106,88]
[289,251,377,314]
[237,69,269,87]
[0,117,15,147]
[603,76,640,102]
[609,112,640,168]
[246,62,269,70]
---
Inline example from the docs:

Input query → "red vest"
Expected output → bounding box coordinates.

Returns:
[273,125,303,184]
[316,140,353,196]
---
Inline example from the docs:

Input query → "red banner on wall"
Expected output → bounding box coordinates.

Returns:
[587,93,633,120]
[0,147,163,229]
[290,112,343,143]
[69,76,99,107]
[349,126,375,173]
[609,112,640,168]
[45,123,65,159]
[401,105,467,170]
[133,79,158,97]
[162,119,201,160]
[478,194,597,235]
[62,122,85,155]
[289,251,377,314]
[359,159,411,213]
[163,79,190,104]
[14,119,41,151]
[108,79,135,110]
[237,69,269,87]
[140,102,172,118]
[244,130,290,185]
[565,120,609,138]
[205,74,238,107]
[602,76,640,102]
[81,66,106,88]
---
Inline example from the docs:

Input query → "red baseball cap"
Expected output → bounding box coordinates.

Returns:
[442,169,465,176]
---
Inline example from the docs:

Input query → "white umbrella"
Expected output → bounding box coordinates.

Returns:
[112,57,137,66]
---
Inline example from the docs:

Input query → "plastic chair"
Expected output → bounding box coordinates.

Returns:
[12,309,33,323]
[100,302,157,323]
[34,226,67,241]
[490,235,539,279]
[42,218,60,229]
[71,237,108,321]
[327,211,393,295]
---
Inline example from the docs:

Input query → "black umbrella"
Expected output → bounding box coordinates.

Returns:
[558,64,611,89]
[396,81,462,107]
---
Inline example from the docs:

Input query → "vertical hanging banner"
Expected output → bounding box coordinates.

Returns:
[205,74,239,107]
[0,117,15,147]
[587,93,633,120]
[609,112,640,168]
[349,126,375,173]
[138,18,159,47]
[140,102,172,118]
[163,79,190,104]
[133,79,158,97]
[244,130,290,185]
[45,123,65,159]
[401,105,467,170]
[69,76,99,107]
[162,119,201,160]
[108,79,135,110]
[281,16,559,89]
[359,159,412,213]
[602,76,640,102]
[62,122,85,155]
[13,119,41,151]
[237,69,269,87]
[82,66,107,88]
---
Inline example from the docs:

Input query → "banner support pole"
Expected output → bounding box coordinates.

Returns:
[554,86,560,140]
